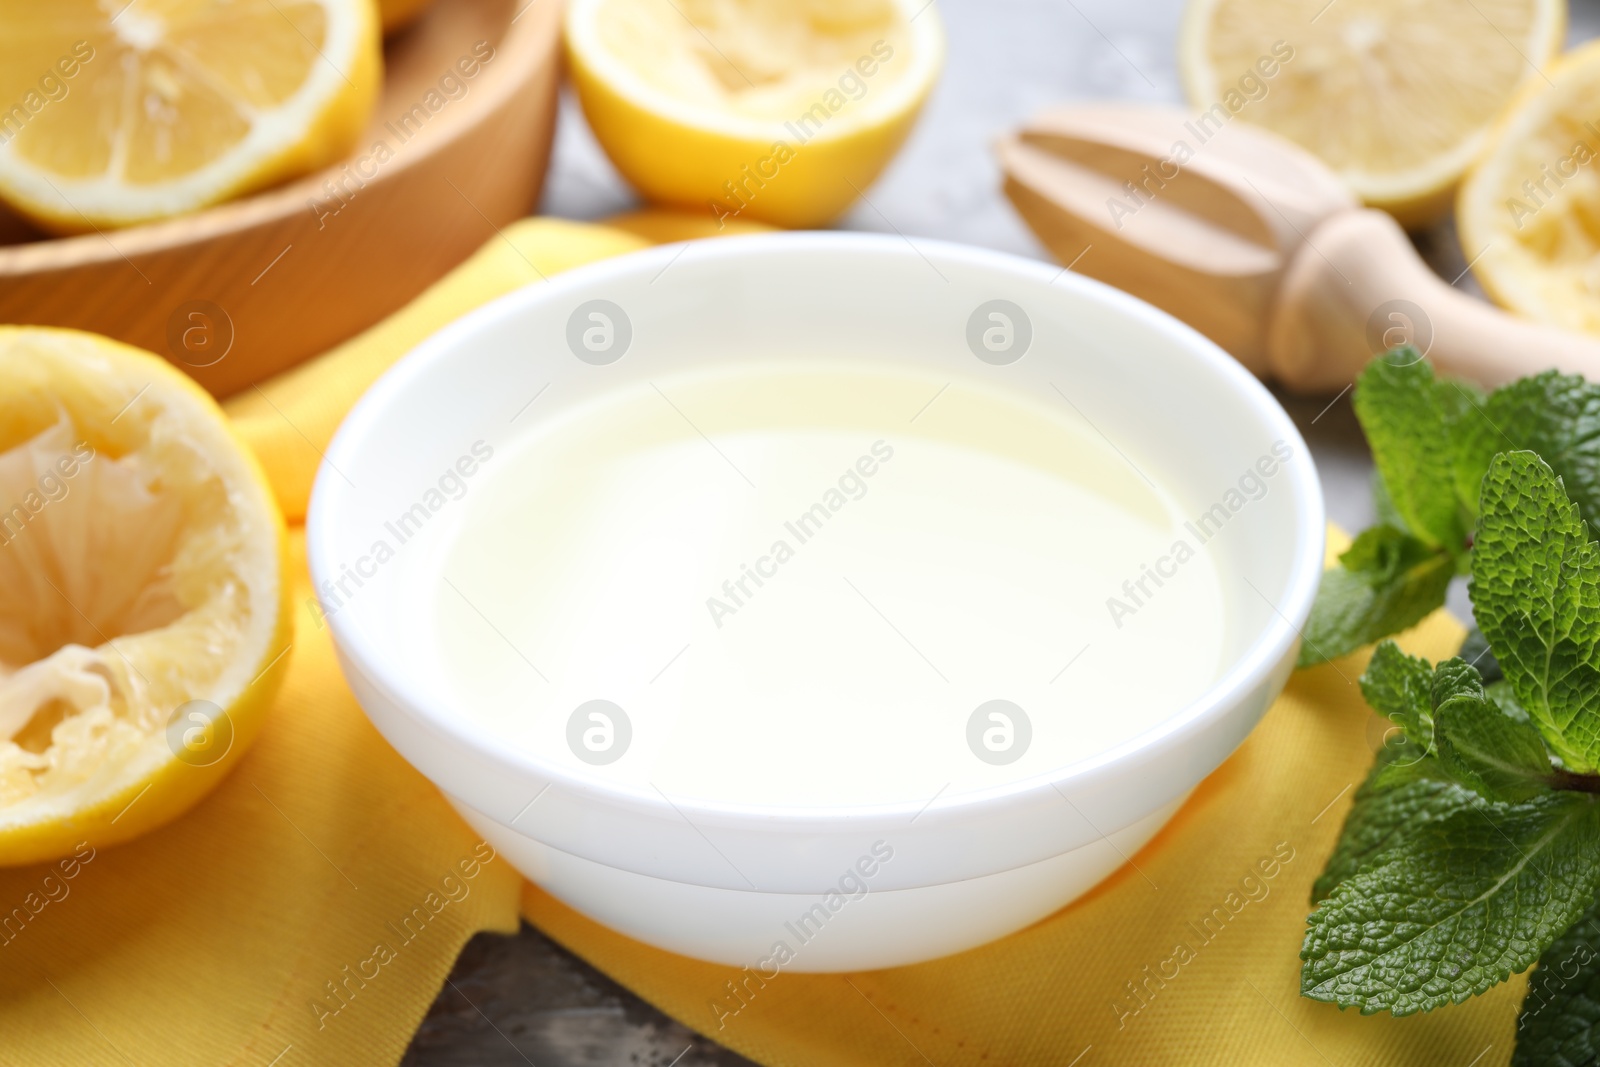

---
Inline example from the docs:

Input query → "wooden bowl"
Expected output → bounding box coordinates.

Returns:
[0,0,564,398]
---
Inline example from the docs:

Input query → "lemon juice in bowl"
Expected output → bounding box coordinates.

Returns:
[417,362,1233,808]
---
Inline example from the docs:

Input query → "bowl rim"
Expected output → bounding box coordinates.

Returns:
[308,230,1326,830]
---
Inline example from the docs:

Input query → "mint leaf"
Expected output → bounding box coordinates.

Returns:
[1341,524,1441,583]
[1354,356,1468,552]
[1301,792,1600,1015]
[1352,647,1553,803]
[1515,896,1600,1067]
[1472,452,1600,773]
[1312,750,1482,903]
[1297,546,1453,667]
[1491,679,1532,722]
[1372,468,1407,533]
[1433,661,1554,803]
[1432,656,1485,708]
[1360,640,1437,748]
[1460,371,1600,525]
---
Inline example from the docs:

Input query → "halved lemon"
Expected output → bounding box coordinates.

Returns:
[0,328,291,867]
[565,0,944,228]
[0,0,381,232]
[1178,0,1566,227]
[1459,40,1600,335]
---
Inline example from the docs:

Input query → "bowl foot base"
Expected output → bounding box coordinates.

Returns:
[450,793,1188,972]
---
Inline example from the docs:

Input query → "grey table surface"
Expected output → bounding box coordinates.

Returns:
[404,1,1600,1062]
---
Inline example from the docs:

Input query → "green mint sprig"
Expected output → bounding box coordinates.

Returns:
[1301,451,1600,1044]
[1299,355,1600,667]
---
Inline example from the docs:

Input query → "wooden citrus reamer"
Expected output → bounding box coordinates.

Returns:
[996,103,1600,391]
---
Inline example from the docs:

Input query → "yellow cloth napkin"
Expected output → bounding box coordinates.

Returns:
[0,213,1526,1067]
[0,526,527,1066]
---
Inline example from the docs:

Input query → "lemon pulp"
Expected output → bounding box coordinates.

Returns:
[595,0,909,120]
[0,328,289,864]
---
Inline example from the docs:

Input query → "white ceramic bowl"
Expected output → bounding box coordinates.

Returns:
[307,232,1324,971]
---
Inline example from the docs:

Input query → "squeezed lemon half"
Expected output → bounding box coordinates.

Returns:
[1178,0,1566,227]
[565,0,944,227]
[1459,40,1600,335]
[0,0,381,232]
[0,328,291,866]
